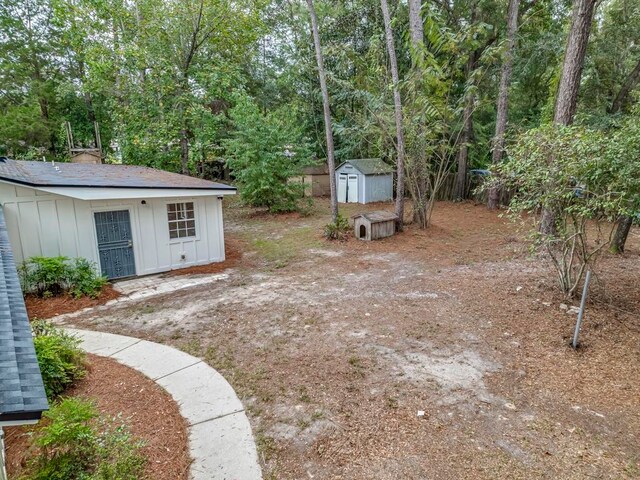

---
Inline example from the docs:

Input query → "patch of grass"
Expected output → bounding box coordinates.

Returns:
[625,458,639,476]
[311,410,324,421]
[179,339,202,357]
[385,396,399,409]
[297,418,311,430]
[255,431,278,462]
[348,355,363,368]
[204,347,272,402]
[297,386,311,403]
[250,226,322,266]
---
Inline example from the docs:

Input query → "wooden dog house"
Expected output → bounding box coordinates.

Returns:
[352,211,398,241]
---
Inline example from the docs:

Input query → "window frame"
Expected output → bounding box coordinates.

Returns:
[166,201,198,241]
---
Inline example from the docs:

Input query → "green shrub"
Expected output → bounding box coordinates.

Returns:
[323,214,350,240]
[19,256,107,298]
[32,321,86,400]
[224,95,312,213]
[67,258,108,298]
[25,398,145,480]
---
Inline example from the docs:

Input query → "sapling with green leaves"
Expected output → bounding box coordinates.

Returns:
[225,95,311,213]
[494,122,640,297]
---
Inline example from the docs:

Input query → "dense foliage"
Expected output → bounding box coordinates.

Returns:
[20,256,107,298]
[2,0,637,172]
[497,119,640,296]
[225,95,310,212]
[32,321,86,400]
[23,397,145,480]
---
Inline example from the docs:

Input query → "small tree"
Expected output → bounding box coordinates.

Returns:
[496,123,640,297]
[225,96,310,213]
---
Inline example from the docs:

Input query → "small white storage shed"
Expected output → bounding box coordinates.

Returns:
[0,158,236,279]
[335,159,394,204]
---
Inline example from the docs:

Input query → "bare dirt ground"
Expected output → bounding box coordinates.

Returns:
[63,198,640,479]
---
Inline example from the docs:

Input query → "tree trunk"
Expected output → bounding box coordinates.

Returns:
[609,57,640,114]
[408,0,423,54]
[454,3,479,201]
[611,216,633,253]
[407,0,429,227]
[607,58,640,252]
[180,128,189,175]
[488,0,520,210]
[553,0,598,125]
[380,0,406,230]
[455,96,473,200]
[540,0,597,235]
[307,0,338,223]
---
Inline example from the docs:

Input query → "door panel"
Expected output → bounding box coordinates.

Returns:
[94,210,136,279]
[347,175,358,203]
[338,174,348,203]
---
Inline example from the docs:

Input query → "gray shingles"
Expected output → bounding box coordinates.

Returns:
[0,158,236,191]
[0,206,48,422]
[336,158,394,175]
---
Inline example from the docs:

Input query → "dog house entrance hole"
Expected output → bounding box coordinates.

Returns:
[359,224,367,239]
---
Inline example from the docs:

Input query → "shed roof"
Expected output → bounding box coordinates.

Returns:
[352,211,399,223]
[338,158,394,175]
[0,207,48,424]
[301,164,329,175]
[0,158,235,191]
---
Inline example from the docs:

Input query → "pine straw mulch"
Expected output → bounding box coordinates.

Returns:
[25,284,121,320]
[4,354,191,480]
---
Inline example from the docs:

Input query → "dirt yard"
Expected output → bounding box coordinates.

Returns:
[61,198,640,479]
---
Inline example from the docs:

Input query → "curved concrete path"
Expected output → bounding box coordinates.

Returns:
[64,328,262,480]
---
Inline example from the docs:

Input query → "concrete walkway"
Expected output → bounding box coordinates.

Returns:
[65,328,262,480]
[53,273,229,322]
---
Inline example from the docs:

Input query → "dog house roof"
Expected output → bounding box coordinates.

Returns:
[351,211,398,223]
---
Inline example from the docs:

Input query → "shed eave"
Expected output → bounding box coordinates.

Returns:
[30,186,237,201]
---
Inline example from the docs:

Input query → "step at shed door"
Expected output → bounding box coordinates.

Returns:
[94,210,136,279]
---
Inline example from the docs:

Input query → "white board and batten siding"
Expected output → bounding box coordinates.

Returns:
[0,181,225,276]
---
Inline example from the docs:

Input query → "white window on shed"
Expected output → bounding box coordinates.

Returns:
[167,202,196,239]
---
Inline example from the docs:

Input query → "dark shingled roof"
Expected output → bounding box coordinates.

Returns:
[0,207,48,424]
[338,158,394,175]
[0,158,236,191]
[301,164,329,175]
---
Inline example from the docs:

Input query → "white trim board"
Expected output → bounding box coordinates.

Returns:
[34,186,236,201]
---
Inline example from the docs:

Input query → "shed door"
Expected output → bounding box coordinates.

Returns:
[338,174,348,202]
[94,210,136,279]
[347,175,358,203]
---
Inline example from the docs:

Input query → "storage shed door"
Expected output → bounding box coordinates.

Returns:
[94,210,136,279]
[347,175,358,203]
[338,174,348,202]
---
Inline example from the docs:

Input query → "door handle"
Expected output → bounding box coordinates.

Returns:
[127,240,133,248]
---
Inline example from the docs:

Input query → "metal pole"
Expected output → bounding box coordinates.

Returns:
[572,270,591,349]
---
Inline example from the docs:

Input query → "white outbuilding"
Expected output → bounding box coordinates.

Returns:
[335,159,394,204]
[0,158,236,279]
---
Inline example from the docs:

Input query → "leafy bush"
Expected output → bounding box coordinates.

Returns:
[32,321,86,400]
[225,95,311,213]
[24,398,145,480]
[66,258,108,298]
[495,121,640,297]
[323,214,351,241]
[20,256,107,298]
